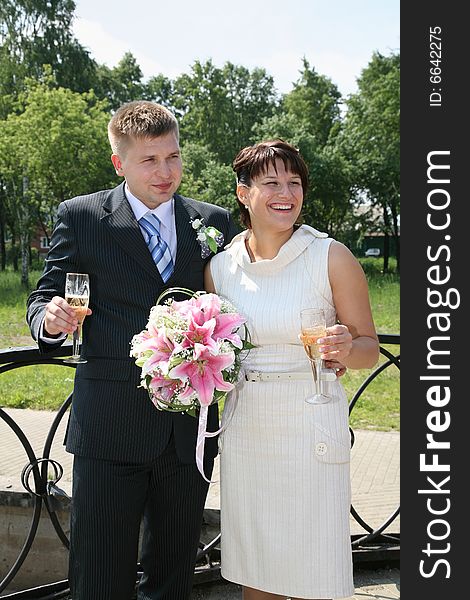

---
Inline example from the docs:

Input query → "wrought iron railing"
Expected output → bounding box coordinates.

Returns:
[0,335,400,597]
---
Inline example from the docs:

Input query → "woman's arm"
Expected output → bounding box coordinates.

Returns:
[320,241,380,370]
[204,262,216,293]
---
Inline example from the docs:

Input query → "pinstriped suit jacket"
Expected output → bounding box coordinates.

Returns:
[27,182,239,464]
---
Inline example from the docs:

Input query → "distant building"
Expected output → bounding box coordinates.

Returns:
[355,203,400,257]
[30,226,51,258]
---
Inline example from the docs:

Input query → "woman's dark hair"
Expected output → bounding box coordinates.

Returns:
[232,139,309,228]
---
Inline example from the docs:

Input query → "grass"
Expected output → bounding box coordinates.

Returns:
[343,347,400,431]
[0,260,400,430]
[344,257,400,431]
[0,270,43,349]
[0,364,75,409]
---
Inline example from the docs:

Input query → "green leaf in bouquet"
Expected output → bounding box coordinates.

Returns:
[213,389,228,404]
[243,340,256,350]
[184,405,198,418]
[135,355,149,368]
[167,354,185,371]
[206,236,218,254]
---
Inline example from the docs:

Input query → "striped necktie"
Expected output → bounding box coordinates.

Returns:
[139,213,174,282]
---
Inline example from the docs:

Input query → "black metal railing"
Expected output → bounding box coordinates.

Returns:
[0,334,400,597]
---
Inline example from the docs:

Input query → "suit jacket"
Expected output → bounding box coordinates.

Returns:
[27,182,239,464]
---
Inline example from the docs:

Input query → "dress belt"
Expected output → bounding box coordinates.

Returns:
[245,370,337,382]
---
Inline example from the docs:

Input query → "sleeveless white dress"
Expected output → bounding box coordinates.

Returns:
[209,225,354,599]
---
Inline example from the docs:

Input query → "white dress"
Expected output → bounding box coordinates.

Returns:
[209,225,354,599]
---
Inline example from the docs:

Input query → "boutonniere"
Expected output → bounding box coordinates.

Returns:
[190,218,224,258]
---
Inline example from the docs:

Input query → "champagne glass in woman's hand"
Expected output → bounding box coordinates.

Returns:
[64,273,89,364]
[300,308,331,404]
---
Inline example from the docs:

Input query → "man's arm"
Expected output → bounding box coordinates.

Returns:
[26,201,81,352]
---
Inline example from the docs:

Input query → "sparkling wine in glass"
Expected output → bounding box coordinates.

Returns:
[64,273,89,364]
[300,308,330,404]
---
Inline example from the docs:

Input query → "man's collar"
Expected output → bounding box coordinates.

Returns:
[124,183,175,229]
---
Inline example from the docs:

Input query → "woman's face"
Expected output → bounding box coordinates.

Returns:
[238,159,304,232]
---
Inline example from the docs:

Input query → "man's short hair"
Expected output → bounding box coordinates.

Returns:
[108,101,179,155]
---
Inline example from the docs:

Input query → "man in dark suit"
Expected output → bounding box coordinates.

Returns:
[26,101,238,600]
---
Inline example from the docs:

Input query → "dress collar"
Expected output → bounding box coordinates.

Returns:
[224,225,328,272]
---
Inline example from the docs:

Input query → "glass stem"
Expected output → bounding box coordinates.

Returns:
[72,327,81,359]
[311,357,324,396]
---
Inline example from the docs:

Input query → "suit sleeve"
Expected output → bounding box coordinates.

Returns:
[26,201,79,352]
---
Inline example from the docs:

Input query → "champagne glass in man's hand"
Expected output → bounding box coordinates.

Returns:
[63,273,89,364]
[300,308,331,404]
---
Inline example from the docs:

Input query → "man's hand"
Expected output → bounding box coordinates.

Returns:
[44,296,92,337]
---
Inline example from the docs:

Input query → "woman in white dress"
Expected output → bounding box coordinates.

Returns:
[204,140,379,600]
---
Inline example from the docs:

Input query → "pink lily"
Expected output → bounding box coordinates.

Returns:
[184,294,222,326]
[181,317,219,356]
[139,327,174,354]
[213,313,246,349]
[169,299,192,317]
[148,373,179,402]
[138,330,175,376]
[168,348,235,406]
[185,294,246,348]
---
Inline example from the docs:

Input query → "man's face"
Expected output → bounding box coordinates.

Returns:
[111,132,183,209]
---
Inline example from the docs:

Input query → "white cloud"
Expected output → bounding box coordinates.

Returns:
[259,50,364,97]
[72,12,391,97]
[313,51,366,97]
[72,17,175,79]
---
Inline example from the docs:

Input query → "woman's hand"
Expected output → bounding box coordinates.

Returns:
[324,359,347,378]
[318,324,353,364]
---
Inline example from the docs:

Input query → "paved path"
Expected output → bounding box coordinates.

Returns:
[1,408,400,598]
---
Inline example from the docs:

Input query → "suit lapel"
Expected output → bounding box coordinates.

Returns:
[100,183,163,283]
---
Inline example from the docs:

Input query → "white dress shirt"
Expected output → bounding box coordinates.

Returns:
[125,184,177,261]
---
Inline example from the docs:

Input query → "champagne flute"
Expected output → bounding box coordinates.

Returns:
[64,273,89,364]
[300,308,330,404]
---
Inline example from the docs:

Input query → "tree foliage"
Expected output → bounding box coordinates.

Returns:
[0,0,97,107]
[0,0,399,276]
[283,58,343,145]
[93,52,146,111]
[340,52,400,271]
[179,142,238,216]
[0,75,116,282]
[171,60,279,164]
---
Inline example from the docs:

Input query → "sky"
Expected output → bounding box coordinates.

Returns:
[71,0,399,98]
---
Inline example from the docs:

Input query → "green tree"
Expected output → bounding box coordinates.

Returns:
[340,52,400,271]
[283,58,343,145]
[144,74,177,113]
[93,52,146,110]
[179,142,238,216]
[172,60,279,164]
[0,76,116,283]
[0,0,97,108]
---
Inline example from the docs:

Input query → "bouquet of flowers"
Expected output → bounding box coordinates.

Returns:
[130,287,252,479]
